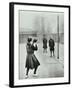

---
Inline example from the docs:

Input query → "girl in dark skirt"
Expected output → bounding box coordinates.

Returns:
[31,39,40,76]
[25,38,40,78]
[43,37,47,53]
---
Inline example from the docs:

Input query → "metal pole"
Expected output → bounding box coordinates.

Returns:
[57,15,59,59]
[41,17,45,35]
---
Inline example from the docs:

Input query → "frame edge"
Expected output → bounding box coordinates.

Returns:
[9,2,14,87]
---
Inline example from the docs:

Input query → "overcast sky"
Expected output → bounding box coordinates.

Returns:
[19,10,64,33]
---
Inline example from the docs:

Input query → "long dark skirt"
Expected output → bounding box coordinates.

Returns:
[43,44,47,49]
[25,54,40,69]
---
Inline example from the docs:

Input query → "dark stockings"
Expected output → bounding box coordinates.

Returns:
[26,67,38,75]
[34,66,38,74]
[53,50,55,56]
[26,68,29,75]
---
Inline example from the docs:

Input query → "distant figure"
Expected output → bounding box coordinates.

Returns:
[49,38,55,57]
[25,38,40,78]
[43,37,47,53]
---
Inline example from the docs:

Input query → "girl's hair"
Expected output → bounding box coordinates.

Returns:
[27,38,32,42]
[33,39,37,43]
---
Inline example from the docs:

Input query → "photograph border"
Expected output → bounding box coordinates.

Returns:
[9,2,70,88]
